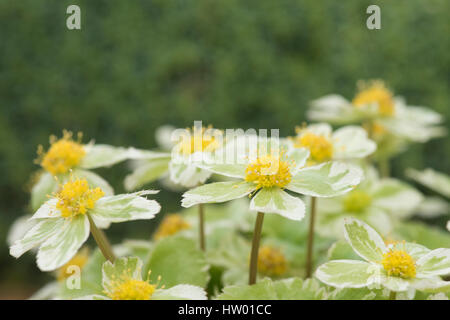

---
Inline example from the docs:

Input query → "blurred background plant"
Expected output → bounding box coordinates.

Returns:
[0,0,448,298]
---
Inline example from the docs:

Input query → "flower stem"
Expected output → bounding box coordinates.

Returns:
[379,158,390,178]
[249,212,265,285]
[87,214,116,262]
[389,291,397,300]
[305,197,317,278]
[198,203,205,251]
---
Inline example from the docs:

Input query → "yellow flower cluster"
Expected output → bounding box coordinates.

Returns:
[38,130,86,175]
[245,154,292,190]
[381,249,416,279]
[257,246,288,277]
[153,214,191,240]
[55,178,104,218]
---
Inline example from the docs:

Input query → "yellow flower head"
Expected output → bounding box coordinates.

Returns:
[293,127,333,163]
[343,190,372,213]
[177,125,221,155]
[37,130,86,175]
[57,248,89,281]
[245,152,292,190]
[153,214,191,240]
[106,270,161,300]
[381,248,416,279]
[55,177,104,218]
[352,80,395,117]
[257,246,288,277]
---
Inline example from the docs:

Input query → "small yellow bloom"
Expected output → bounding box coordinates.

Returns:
[153,214,191,240]
[106,270,161,300]
[293,130,333,163]
[257,246,288,277]
[177,126,221,155]
[381,249,416,279]
[55,178,104,218]
[343,190,372,213]
[245,153,292,190]
[37,130,86,175]
[56,248,89,281]
[352,80,395,117]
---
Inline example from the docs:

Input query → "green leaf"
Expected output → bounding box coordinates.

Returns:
[343,218,385,262]
[102,256,143,291]
[181,181,255,208]
[287,162,362,197]
[250,188,305,221]
[144,236,209,288]
[58,249,106,299]
[394,221,450,250]
[216,278,326,300]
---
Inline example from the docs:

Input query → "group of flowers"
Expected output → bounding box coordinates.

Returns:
[8,80,450,300]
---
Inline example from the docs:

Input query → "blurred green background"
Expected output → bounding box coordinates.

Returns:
[0,0,448,298]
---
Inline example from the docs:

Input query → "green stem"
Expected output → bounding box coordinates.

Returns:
[87,214,116,262]
[249,212,265,285]
[389,291,397,300]
[198,203,205,251]
[305,197,317,278]
[379,158,390,178]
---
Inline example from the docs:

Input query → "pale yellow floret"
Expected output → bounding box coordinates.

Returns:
[381,249,416,279]
[37,130,86,175]
[106,270,161,300]
[352,80,395,117]
[245,153,292,190]
[257,246,288,277]
[343,190,372,213]
[56,248,89,281]
[55,177,104,218]
[177,126,221,155]
[293,128,333,163]
[153,214,191,240]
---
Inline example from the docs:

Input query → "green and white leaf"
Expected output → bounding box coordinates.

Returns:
[216,278,326,300]
[287,162,362,197]
[181,181,255,208]
[315,260,374,288]
[31,172,59,211]
[417,248,450,277]
[406,168,450,198]
[10,218,64,258]
[343,218,386,262]
[332,126,376,159]
[250,188,305,221]
[124,158,169,191]
[90,191,160,223]
[79,144,133,169]
[36,215,90,271]
[169,161,212,188]
[153,285,207,300]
